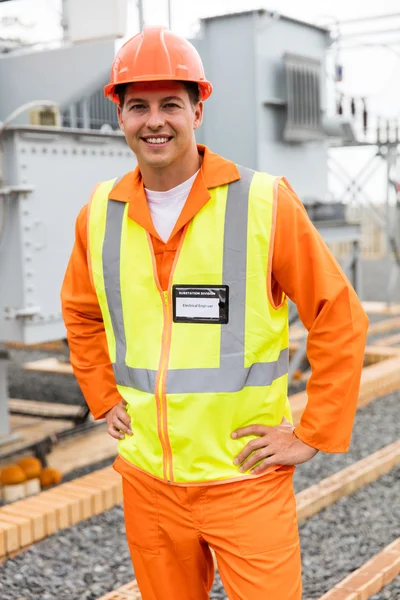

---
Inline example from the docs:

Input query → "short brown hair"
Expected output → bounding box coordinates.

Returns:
[116,81,201,108]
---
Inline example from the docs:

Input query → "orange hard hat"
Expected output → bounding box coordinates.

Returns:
[104,26,213,104]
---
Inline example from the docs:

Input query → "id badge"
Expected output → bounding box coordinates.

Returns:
[172,285,229,324]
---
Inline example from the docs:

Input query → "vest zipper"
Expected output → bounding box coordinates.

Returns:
[146,228,189,485]
[157,290,173,484]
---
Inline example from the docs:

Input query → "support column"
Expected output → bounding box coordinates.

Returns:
[352,239,362,299]
[80,98,90,130]
[0,344,10,438]
[138,0,144,30]
[61,0,69,42]
[167,0,172,29]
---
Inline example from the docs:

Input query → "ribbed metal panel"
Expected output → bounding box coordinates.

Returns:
[283,53,323,142]
[62,86,119,130]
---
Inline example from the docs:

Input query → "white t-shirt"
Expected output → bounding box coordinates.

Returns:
[145,170,199,242]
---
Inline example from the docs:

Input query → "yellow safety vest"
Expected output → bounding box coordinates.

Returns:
[88,166,291,484]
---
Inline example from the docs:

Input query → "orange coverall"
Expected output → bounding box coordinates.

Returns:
[61,145,369,599]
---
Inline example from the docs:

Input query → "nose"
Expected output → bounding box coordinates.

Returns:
[146,106,165,130]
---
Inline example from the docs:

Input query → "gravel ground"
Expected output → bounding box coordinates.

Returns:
[61,457,116,485]
[370,576,400,599]
[369,575,400,600]
[0,506,132,600]
[7,348,84,406]
[358,258,400,303]
[299,467,400,600]
[293,390,400,493]
[0,468,398,600]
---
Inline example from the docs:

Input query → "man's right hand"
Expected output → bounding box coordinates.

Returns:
[105,400,133,440]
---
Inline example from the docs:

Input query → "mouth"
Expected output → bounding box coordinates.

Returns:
[141,135,173,148]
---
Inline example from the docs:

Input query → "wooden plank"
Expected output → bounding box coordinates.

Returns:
[362,301,400,315]
[0,521,19,556]
[296,440,400,522]
[367,316,400,336]
[319,537,400,599]
[5,340,65,352]
[27,495,69,530]
[8,398,84,419]
[0,417,74,465]
[47,423,116,475]
[374,331,400,347]
[97,580,142,600]
[0,505,45,542]
[23,357,73,375]
[0,512,33,547]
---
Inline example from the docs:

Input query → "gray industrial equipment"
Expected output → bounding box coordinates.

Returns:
[191,9,330,200]
[0,125,135,344]
[0,38,117,126]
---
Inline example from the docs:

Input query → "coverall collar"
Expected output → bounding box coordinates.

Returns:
[109,144,240,242]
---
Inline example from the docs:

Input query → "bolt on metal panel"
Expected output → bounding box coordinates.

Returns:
[0,127,136,344]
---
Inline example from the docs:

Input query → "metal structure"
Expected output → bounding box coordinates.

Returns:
[326,13,400,304]
[0,8,363,446]
[329,142,399,304]
[0,37,117,125]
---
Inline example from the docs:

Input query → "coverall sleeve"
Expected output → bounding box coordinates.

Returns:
[272,184,369,453]
[60,204,122,419]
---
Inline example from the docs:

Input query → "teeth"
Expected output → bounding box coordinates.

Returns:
[147,137,169,144]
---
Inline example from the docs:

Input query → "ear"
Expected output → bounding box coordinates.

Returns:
[117,105,125,132]
[193,101,204,131]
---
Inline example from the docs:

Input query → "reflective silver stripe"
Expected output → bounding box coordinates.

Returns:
[102,167,288,393]
[102,178,136,386]
[167,347,289,393]
[113,349,287,393]
[220,165,251,370]
[103,200,125,367]
[113,363,158,393]
[103,196,159,392]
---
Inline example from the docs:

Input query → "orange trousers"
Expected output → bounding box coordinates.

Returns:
[116,459,302,600]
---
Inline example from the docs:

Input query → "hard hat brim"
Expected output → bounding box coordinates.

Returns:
[104,76,212,104]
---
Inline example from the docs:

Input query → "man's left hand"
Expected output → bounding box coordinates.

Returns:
[232,417,318,474]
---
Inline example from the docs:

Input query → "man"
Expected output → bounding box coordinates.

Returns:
[61,26,369,600]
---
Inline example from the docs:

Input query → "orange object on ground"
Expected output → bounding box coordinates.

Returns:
[39,467,62,488]
[61,144,369,455]
[18,456,41,479]
[116,458,301,599]
[0,465,26,485]
[104,27,213,104]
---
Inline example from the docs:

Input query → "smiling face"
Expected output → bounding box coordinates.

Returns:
[117,81,203,175]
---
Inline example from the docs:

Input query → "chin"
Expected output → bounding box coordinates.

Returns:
[146,156,174,169]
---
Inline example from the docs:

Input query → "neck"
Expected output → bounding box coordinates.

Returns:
[140,146,202,191]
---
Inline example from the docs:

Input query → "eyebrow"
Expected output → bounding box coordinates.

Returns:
[125,96,184,106]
